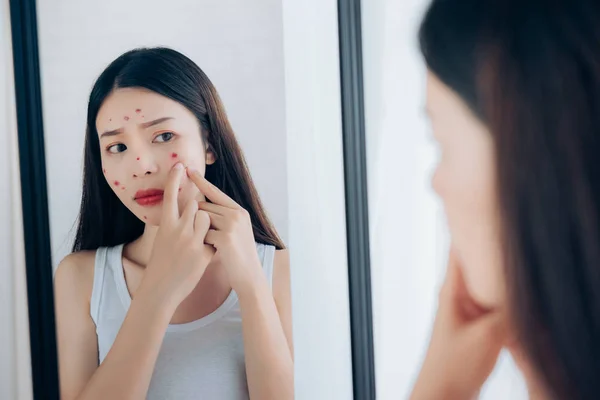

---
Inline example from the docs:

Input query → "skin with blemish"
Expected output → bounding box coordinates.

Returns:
[96,87,216,226]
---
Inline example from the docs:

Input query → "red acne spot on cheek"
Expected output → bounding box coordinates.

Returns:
[143,216,147,220]
[121,186,126,190]
[136,157,140,161]
[171,152,178,159]
[124,116,130,121]
[114,180,120,186]
[136,109,142,113]
[103,168,106,174]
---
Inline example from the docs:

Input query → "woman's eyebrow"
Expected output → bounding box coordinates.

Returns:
[140,116,174,129]
[100,117,175,139]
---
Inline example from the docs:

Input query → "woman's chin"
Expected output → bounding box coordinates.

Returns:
[462,271,502,311]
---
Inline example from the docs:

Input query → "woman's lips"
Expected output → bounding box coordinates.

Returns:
[134,189,164,206]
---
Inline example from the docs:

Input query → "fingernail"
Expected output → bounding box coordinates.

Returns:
[175,163,183,170]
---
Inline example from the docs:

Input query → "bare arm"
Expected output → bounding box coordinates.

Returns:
[55,254,175,400]
[55,164,214,400]
[186,168,294,399]
[239,249,294,400]
[54,252,98,400]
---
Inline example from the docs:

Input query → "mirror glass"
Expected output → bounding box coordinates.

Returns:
[36,2,306,398]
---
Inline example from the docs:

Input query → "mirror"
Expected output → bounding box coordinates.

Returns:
[41,2,293,399]
[11,0,360,398]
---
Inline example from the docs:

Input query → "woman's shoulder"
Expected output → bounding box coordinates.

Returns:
[273,248,289,264]
[272,249,289,290]
[54,250,97,304]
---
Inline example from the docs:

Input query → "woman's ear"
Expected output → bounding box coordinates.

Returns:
[206,147,217,165]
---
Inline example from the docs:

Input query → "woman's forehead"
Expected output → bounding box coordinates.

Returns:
[96,88,194,131]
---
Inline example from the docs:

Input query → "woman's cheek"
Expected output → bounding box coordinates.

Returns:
[103,167,128,193]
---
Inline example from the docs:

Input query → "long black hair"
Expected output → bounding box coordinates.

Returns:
[420,1,600,398]
[73,47,284,252]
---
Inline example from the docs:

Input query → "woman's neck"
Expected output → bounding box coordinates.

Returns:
[123,224,160,267]
[508,345,552,400]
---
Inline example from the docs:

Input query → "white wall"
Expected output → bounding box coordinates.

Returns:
[361,0,528,399]
[282,0,354,398]
[36,0,289,267]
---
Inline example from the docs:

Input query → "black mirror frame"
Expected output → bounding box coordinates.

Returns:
[337,0,376,398]
[9,0,59,399]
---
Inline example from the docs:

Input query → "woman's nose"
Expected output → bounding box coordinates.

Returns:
[132,153,159,178]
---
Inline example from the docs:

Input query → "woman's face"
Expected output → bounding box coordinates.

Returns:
[426,71,505,309]
[96,87,215,226]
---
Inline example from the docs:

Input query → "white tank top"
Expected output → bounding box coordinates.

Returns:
[90,242,276,400]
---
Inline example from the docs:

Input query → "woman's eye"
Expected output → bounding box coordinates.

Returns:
[154,132,174,143]
[107,143,127,154]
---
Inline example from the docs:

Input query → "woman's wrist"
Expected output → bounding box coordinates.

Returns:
[234,260,270,303]
[134,279,179,318]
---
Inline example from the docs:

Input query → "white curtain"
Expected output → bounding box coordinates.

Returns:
[361,0,528,398]
[0,0,33,399]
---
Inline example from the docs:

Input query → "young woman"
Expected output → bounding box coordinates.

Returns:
[410,1,600,399]
[54,47,293,400]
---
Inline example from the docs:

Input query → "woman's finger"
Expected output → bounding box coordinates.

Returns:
[203,229,223,247]
[187,167,239,209]
[193,210,211,237]
[180,198,198,231]
[197,201,229,216]
[161,163,185,224]
[204,210,228,230]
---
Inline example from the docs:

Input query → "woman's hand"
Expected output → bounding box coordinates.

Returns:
[138,163,216,310]
[186,167,264,298]
[410,248,508,400]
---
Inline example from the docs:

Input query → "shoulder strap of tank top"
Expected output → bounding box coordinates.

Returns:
[257,243,276,289]
[90,247,109,326]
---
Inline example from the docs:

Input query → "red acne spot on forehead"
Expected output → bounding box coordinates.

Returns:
[136,157,140,161]
[121,186,126,190]
[143,216,147,220]
[171,152,178,158]
[124,116,130,121]
[114,180,120,186]
[135,109,142,113]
